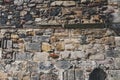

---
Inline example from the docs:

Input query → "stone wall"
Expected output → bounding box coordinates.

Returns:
[0,28,120,80]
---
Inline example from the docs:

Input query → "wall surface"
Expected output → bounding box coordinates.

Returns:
[0,28,120,80]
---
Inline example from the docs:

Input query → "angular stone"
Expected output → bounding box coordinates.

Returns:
[33,52,49,62]
[89,54,105,60]
[14,0,24,5]
[15,52,33,61]
[70,51,85,59]
[56,42,65,51]
[105,29,114,36]
[65,44,75,51]
[7,40,12,49]
[60,51,70,59]
[75,69,84,80]
[106,50,120,58]
[108,70,120,80]
[114,58,120,69]
[55,60,72,70]
[40,73,58,80]
[115,37,120,47]
[86,49,97,55]
[39,61,53,72]
[41,42,52,52]
[22,75,30,80]
[68,69,75,80]
[63,71,68,80]
[27,61,38,72]
[25,42,41,51]
[104,36,115,45]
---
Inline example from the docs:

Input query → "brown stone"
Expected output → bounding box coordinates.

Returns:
[22,75,30,80]
[42,42,52,52]
[50,36,58,43]
[56,42,65,51]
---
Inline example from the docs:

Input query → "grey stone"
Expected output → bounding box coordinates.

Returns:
[39,61,53,71]
[75,69,84,80]
[15,52,33,61]
[115,37,120,47]
[70,51,85,59]
[60,51,70,59]
[14,0,24,5]
[114,58,120,69]
[63,71,68,80]
[25,42,41,51]
[27,61,38,72]
[55,60,72,70]
[28,3,36,7]
[7,40,12,49]
[68,69,75,80]
[106,50,120,58]
[89,54,105,60]
[33,52,49,62]
[40,73,58,80]
[108,70,120,80]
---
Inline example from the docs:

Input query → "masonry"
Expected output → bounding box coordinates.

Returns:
[0,0,120,80]
[0,28,120,80]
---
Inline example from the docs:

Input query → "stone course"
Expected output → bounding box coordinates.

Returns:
[0,28,119,80]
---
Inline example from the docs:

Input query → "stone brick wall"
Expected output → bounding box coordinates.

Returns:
[0,28,120,80]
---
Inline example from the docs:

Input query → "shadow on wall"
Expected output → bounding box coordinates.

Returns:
[89,68,107,80]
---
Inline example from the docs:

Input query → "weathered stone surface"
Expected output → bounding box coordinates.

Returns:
[41,42,52,52]
[60,51,70,59]
[55,60,72,70]
[70,51,85,59]
[68,69,75,80]
[63,71,68,80]
[25,42,41,51]
[114,58,120,69]
[0,28,119,80]
[15,52,33,61]
[106,50,120,58]
[89,54,105,60]
[40,73,58,80]
[33,52,49,62]
[108,70,120,80]
[39,61,53,72]
[75,69,84,80]
[115,37,120,47]
[56,42,65,51]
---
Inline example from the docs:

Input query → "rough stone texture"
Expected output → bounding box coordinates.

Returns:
[0,27,119,80]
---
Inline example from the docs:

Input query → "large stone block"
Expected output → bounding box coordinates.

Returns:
[75,69,84,80]
[33,52,49,62]
[115,37,120,47]
[41,42,52,52]
[108,70,120,80]
[68,69,75,80]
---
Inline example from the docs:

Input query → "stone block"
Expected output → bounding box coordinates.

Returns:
[75,69,84,80]
[89,54,105,60]
[56,42,65,51]
[41,42,52,52]
[63,71,68,80]
[33,52,49,62]
[115,37,120,47]
[108,70,120,80]
[25,42,41,51]
[60,51,70,59]
[70,51,85,59]
[68,69,75,80]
